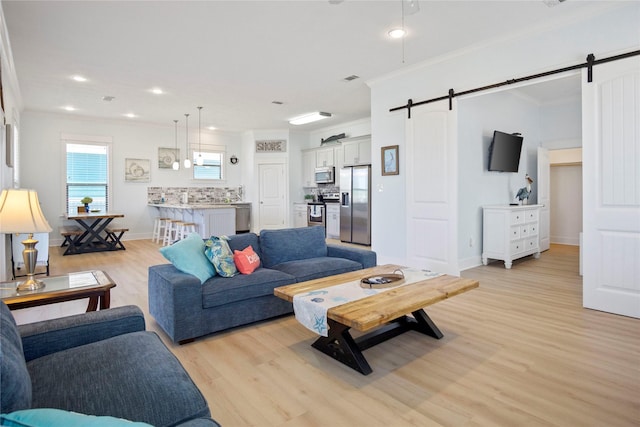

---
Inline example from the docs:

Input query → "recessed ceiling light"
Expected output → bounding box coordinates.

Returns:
[124,113,137,118]
[207,126,216,130]
[272,101,284,105]
[151,88,163,95]
[388,28,406,39]
[289,112,331,125]
[63,106,76,111]
[71,75,87,82]
[343,75,360,82]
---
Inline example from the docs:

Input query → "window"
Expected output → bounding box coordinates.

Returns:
[66,143,110,214]
[193,150,224,180]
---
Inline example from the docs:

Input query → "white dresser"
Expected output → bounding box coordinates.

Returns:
[482,205,542,269]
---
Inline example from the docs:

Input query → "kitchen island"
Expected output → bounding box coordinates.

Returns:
[148,203,239,238]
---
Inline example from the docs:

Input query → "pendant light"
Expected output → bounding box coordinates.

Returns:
[183,113,191,168]
[196,106,204,166]
[172,120,179,170]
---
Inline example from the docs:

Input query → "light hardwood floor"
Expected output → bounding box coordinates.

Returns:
[9,241,640,426]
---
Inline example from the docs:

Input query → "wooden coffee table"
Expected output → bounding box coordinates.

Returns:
[274,264,479,375]
[0,270,116,311]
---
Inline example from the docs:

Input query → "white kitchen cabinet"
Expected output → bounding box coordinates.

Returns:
[293,203,308,228]
[482,205,542,269]
[315,147,335,167]
[191,207,236,238]
[302,150,317,187]
[341,135,371,166]
[325,203,340,238]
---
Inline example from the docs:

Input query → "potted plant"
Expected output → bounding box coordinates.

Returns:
[81,196,93,212]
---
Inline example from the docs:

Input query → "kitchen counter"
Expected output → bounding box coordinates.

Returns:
[148,203,242,209]
[149,203,243,237]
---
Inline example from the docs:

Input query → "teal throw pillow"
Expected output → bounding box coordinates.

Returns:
[205,235,238,278]
[0,408,152,427]
[159,232,216,284]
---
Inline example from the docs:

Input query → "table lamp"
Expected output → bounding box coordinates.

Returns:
[0,189,52,291]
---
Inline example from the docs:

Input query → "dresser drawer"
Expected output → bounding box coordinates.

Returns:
[525,238,539,251]
[524,209,539,222]
[520,225,530,238]
[510,240,525,254]
[510,226,521,241]
[510,211,525,225]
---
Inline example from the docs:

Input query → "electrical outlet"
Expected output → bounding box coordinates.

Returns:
[469,237,474,247]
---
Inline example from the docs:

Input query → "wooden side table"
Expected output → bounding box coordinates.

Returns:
[0,270,116,311]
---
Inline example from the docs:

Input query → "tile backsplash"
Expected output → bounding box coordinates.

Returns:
[148,186,243,204]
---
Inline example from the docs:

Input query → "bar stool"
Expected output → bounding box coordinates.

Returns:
[162,220,183,246]
[176,222,197,240]
[152,217,170,244]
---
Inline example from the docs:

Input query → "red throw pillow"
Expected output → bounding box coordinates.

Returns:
[233,245,260,274]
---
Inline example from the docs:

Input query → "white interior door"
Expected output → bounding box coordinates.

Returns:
[537,147,551,251]
[258,163,286,230]
[405,100,458,275]
[582,55,640,318]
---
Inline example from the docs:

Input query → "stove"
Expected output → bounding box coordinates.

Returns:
[320,192,340,203]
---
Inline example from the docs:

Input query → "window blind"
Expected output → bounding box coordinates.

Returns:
[66,143,109,214]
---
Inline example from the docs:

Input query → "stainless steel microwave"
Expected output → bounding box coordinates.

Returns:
[314,166,335,184]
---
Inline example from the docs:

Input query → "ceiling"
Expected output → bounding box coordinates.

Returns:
[3,0,601,133]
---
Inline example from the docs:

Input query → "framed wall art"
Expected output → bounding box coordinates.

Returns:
[125,158,150,182]
[255,139,286,153]
[158,147,179,169]
[381,145,399,176]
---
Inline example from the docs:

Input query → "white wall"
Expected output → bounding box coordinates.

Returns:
[20,111,243,243]
[551,165,583,245]
[0,4,23,279]
[308,118,371,149]
[368,3,639,270]
[457,90,541,268]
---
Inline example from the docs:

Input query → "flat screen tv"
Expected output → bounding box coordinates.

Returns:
[488,130,523,172]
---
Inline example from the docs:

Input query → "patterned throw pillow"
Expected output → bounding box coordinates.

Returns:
[233,245,261,274]
[204,236,238,277]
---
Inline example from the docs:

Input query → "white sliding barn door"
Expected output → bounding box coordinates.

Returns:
[405,100,458,275]
[582,55,640,318]
[537,147,551,251]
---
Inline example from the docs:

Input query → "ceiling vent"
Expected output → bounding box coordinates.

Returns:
[343,75,360,82]
[102,96,115,102]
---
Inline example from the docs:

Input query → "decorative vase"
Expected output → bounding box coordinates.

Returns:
[84,203,90,212]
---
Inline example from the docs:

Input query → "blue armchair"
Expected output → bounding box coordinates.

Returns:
[0,302,219,426]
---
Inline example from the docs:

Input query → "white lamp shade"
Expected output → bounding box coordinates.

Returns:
[0,189,52,234]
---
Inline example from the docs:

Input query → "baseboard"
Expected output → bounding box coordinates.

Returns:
[459,256,483,271]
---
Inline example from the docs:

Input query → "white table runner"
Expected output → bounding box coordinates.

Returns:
[293,268,443,337]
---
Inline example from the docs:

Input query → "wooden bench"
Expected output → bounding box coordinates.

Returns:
[104,226,129,250]
[59,226,84,248]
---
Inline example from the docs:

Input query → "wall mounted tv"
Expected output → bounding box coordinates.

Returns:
[488,130,523,172]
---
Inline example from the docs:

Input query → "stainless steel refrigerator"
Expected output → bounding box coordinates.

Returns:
[340,165,371,245]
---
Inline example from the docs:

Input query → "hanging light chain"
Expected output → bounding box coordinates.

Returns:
[184,113,191,168]
[172,119,179,170]
[196,106,204,166]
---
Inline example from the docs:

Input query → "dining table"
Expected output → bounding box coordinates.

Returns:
[63,212,125,255]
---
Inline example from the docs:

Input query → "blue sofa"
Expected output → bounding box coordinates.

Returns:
[0,302,218,426]
[149,226,377,344]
